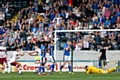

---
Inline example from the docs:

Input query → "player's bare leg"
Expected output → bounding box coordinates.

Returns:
[0,64,5,73]
[16,63,22,75]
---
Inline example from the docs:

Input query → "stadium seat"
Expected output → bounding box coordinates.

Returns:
[16,6,22,11]
[6,13,11,20]
[13,2,17,6]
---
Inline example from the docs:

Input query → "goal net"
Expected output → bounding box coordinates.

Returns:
[54,29,120,72]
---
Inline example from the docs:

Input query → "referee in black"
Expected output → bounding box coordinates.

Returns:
[98,44,109,69]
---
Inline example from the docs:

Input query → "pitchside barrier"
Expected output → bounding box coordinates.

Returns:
[0,51,120,72]
[0,60,120,72]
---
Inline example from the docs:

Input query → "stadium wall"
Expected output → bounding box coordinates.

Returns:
[1,51,119,72]
[7,50,120,60]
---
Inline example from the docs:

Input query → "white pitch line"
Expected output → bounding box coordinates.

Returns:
[0,75,67,78]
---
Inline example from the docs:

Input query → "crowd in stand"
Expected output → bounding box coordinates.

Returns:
[0,0,120,51]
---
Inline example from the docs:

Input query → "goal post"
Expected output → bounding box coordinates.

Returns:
[54,29,120,58]
[54,29,120,72]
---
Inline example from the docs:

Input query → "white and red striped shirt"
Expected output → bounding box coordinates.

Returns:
[0,46,6,58]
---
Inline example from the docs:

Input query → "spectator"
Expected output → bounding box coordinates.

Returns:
[116,9,120,17]
[104,8,111,18]
[92,39,97,51]
[83,38,90,50]
[0,34,4,46]
[8,34,15,50]
[19,39,25,50]
[31,23,38,37]
[94,32,101,45]
[75,39,83,50]
[1,0,120,51]
[107,39,113,50]
[25,38,35,50]
[5,20,11,29]
[104,17,111,29]
[116,32,120,49]
[19,29,26,41]
[0,10,5,26]
[2,4,6,13]
[14,39,21,48]
[72,40,77,48]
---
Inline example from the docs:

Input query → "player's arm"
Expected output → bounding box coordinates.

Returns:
[86,68,91,74]
[29,52,38,56]
[27,51,39,56]
[98,52,102,60]
[51,41,56,46]
[18,52,25,56]
[42,49,46,53]
[64,44,70,51]
[65,46,70,51]
[104,46,109,50]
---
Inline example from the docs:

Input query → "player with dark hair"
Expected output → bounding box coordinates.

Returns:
[98,44,109,69]
[84,65,118,74]
[28,45,41,73]
[10,47,25,74]
[38,42,47,75]
[47,40,56,74]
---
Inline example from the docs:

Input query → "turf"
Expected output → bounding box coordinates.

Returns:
[0,72,120,80]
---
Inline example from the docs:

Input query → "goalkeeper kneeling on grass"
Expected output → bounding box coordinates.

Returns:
[84,65,118,74]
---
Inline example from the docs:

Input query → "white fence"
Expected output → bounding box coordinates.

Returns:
[1,50,119,72]
[7,50,120,60]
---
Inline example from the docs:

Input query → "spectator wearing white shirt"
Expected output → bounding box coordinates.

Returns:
[83,38,90,50]
[53,14,60,25]
[75,39,83,50]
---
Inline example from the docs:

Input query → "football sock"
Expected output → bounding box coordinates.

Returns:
[68,65,71,72]
[6,65,9,72]
[50,63,55,71]
[6,65,8,68]
[41,66,45,73]
[60,65,64,71]
[35,64,39,72]
[38,66,41,73]
[18,68,22,74]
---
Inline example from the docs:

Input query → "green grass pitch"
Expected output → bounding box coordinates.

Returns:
[0,72,120,80]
